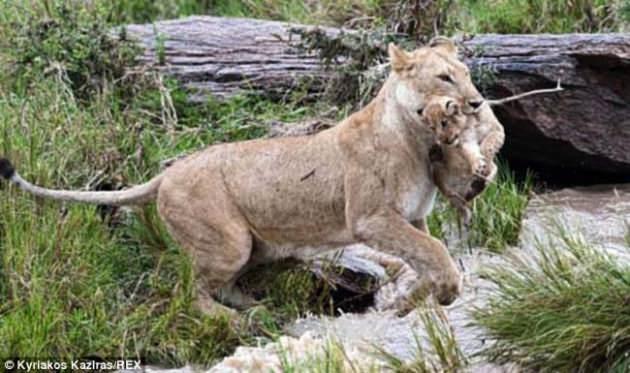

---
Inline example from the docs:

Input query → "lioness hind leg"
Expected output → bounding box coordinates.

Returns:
[157,187,254,316]
[217,276,259,309]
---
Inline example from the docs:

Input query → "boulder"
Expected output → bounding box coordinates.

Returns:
[462,34,630,182]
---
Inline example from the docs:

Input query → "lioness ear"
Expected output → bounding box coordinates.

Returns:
[445,99,459,116]
[429,36,457,56]
[388,43,411,72]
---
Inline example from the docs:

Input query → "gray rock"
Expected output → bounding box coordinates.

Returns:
[462,34,630,179]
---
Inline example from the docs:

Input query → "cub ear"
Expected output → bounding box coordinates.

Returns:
[444,99,460,116]
[429,36,457,56]
[388,43,411,72]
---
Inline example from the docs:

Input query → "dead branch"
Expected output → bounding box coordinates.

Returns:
[487,80,564,106]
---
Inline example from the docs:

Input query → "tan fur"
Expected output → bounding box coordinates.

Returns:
[6,41,486,313]
[429,102,505,222]
[421,95,480,220]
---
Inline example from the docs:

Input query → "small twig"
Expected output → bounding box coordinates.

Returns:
[344,16,375,28]
[487,80,564,106]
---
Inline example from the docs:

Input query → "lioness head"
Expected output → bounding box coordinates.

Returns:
[388,38,484,118]
[422,96,469,146]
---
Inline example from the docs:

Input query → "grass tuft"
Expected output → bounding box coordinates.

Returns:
[278,338,369,373]
[467,163,533,252]
[473,224,630,372]
[454,0,625,33]
[0,195,241,365]
[428,162,533,253]
[376,303,466,373]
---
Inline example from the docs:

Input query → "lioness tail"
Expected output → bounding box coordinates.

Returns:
[0,158,162,206]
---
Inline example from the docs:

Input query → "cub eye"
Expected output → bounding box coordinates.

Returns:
[417,107,424,116]
[441,120,448,128]
[438,74,454,83]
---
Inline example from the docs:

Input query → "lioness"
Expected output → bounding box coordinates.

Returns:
[0,39,486,314]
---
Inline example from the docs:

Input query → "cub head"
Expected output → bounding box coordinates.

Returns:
[388,38,484,119]
[422,96,468,146]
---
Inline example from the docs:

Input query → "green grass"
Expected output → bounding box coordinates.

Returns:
[240,262,335,322]
[213,0,629,34]
[376,303,467,373]
[453,0,627,33]
[278,338,375,373]
[0,192,242,363]
[467,164,533,252]
[428,162,533,253]
[0,1,323,364]
[473,225,630,372]
[8,0,625,34]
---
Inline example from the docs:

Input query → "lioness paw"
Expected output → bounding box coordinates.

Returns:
[433,273,463,306]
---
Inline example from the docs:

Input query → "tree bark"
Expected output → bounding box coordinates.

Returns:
[125,17,630,179]
[124,16,339,101]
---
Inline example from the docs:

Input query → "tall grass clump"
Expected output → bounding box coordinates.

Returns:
[1,1,139,101]
[427,162,532,252]
[377,303,467,372]
[468,163,533,252]
[0,192,242,364]
[239,261,336,323]
[474,226,630,372]
[278,339,376,373]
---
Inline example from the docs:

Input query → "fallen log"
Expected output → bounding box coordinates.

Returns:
[125,16,630,179]
[124,16,340,101]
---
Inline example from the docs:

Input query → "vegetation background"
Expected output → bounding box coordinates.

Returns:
[0,0,628,370]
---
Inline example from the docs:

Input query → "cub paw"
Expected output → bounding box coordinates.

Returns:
[472,157,488,177]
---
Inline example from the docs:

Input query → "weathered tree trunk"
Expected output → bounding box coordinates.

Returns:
[124,16,338,101]
[125,16,630,179]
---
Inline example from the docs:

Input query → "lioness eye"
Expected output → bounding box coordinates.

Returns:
[438,74,454,83]
[417,107,424,116]
[441,120,448,128]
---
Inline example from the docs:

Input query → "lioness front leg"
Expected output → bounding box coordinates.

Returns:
[352,210,462,305]
[344,168,461,305]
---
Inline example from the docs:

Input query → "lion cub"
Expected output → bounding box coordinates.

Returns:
[422,96,500,222]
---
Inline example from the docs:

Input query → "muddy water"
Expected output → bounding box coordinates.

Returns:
[520,184,630,263]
